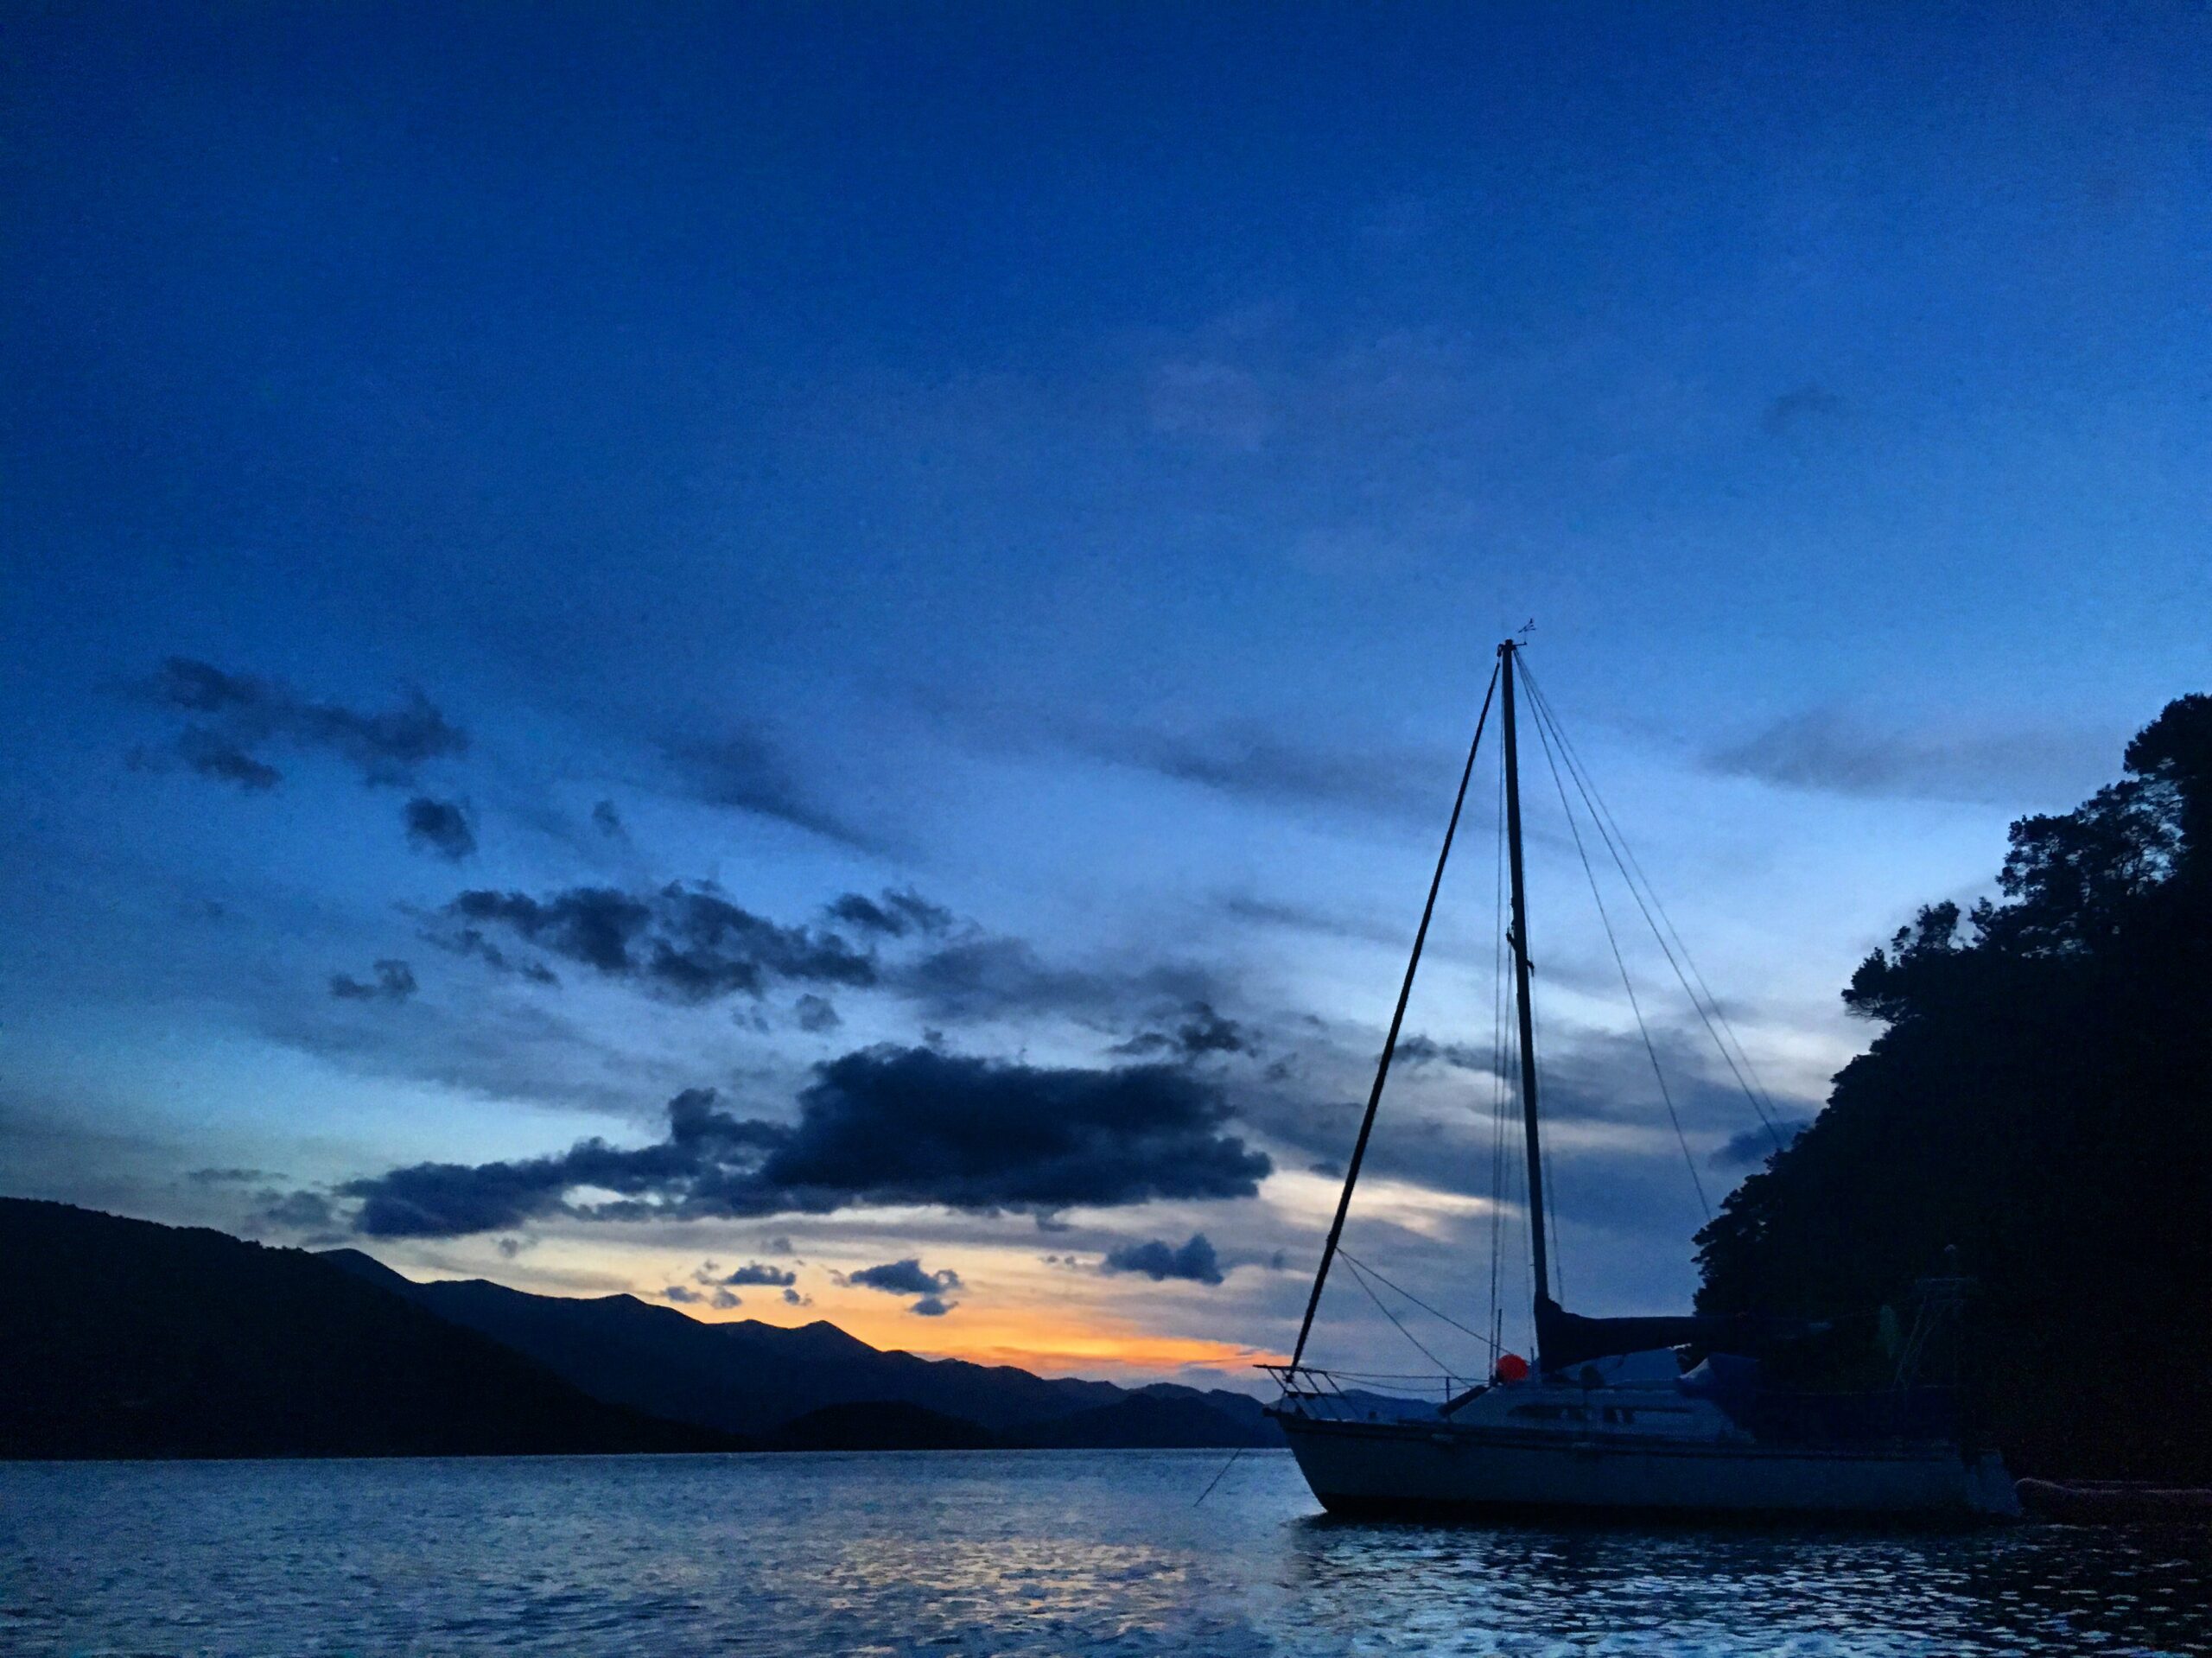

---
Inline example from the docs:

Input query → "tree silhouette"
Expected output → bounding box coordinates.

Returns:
[1694,695,2212,1478]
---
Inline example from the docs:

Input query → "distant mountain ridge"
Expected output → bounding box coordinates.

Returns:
[0,1199,1278,1459]
[0,1200,731,1459]
[321,1248,1282,1449]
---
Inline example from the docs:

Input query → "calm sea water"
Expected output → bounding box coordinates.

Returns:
[3,1449,2209,1656]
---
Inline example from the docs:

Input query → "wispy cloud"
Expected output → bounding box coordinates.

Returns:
[663,727,875,848]
[1060,715,1453,824]
[1705,708,2114,804]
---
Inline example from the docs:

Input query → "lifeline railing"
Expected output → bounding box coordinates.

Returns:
[1258,1364,1478,1423]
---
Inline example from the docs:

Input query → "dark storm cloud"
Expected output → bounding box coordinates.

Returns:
[1705,708,2111,804]
[848,1258,962,1297]
[135,657,467,791]
[404,796,476,860]
[328,959,419,1002]
[1100,1233,1224,1285]
[437,882,874,1002]
[666,728,873,848]
[826,888,955,938]
[342,1048,1271,1237]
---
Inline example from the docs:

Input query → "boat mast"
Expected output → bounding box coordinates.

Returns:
[1499,639,1552,1318]
[1285,664,1499,1378]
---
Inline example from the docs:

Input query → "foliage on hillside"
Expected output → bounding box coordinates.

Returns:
[1694,695,2212,1478]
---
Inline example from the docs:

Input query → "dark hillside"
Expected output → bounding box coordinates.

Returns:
[1694,695,2212,1479]
[0,1200,731,1458]
[321,1251,1275,1445]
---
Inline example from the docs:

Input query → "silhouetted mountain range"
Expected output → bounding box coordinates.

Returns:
[0,1199,731,1458]
[320,1247,1281,1450]
[0,1199,1277,1458]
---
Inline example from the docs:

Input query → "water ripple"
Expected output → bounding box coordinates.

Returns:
[3,1451,2209,1655]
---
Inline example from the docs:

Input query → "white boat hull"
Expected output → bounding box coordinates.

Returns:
[1276,1413,2020,1521]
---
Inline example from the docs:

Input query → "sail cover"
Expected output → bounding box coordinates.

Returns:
[1535,1295,1758,1370]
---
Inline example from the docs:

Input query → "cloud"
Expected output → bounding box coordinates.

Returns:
[1065,716,1448,823]
[782,1287,810,1306]
[1393,1033,1497,1075]
[848,1258,963,1297]
[1147,360,1274,452]
[1100,1232,1225,1285]
[251,1188,335,1232]
[1110,1001,1251,1059]
[328,960,419,1002]
[135,657,466,791]
[792,994,842,1033]
[665,728,872,848]
[1709,1120,1811,1170]
[1706,708,2113,804]
[172,730,282,791]
[590,799,626,841]
[186,1166,278,1185]
[1761,384,1847,435]
[662,1284,704,1305]
[826,888,955,938]
[435,883,874,1001]
[404,797,476,860]
[433,927,561,986]
[342,1048,1271,1237]
[710,1288,741,1309]
[893,933,1219,1028]
[719,1261,798,1287]
[495,1236,533,1258]
[848,1258,961,1317]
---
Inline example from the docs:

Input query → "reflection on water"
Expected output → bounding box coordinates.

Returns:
[3,1450,2209,1655]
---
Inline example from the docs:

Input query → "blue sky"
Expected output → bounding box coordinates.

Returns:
[3,3,2209,1384]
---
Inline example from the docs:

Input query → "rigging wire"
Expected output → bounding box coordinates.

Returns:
[1338,1247,1501,1355]
[1519,661,1787,1141]
[1338,1252,1451,1373]
[1192,1445,1245,1506]
[1516,662,1789,1151]
[1525,688,1711,1220]
[1288,664,1502,1374]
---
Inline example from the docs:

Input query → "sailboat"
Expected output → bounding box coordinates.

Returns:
[1265,638,2020,1521]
